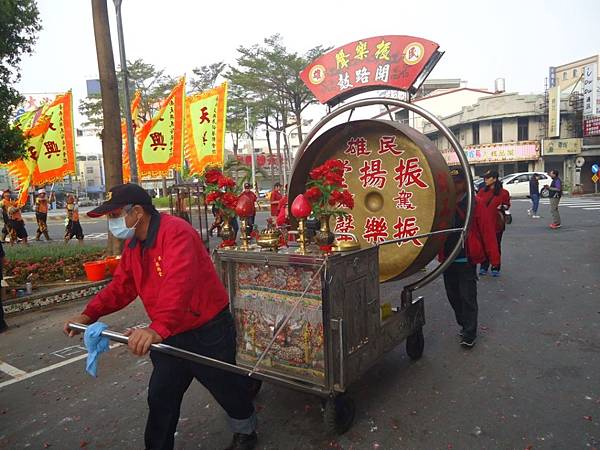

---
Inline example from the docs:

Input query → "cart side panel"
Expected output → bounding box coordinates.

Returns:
[224,258,327,386]
[327,247,381,391]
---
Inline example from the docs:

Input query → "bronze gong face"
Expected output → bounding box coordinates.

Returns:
[289,120,455,282]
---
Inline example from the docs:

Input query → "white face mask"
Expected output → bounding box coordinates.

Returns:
[108,214,139,240]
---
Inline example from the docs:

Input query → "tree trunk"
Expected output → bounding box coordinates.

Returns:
[264,123,275,185]
[91,0,123,256]
[274,131,283,185]
[295,109,303,147]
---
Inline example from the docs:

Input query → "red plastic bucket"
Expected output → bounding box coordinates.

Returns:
[83,261,107,281]
[104,257,120,276]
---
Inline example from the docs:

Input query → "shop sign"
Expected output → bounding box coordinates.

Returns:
[300,35,442,106]
[441,141,540,165]
[583,116,600,137]
[542,138,582,156]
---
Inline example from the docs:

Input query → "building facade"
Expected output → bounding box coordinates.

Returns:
[422,92,547,178]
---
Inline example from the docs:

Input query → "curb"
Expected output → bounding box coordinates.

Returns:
[3,279,110,315]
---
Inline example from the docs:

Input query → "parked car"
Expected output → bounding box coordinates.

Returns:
[500,172,551,198]
[258,189,270,199]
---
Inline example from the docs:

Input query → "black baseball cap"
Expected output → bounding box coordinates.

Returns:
[449,167,466,180]
[88,183,152,218]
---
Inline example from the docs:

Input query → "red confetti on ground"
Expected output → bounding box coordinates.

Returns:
[80,441,88,448]
[43,443,51,448]
[524,446,533,450]
[583,415,593,421]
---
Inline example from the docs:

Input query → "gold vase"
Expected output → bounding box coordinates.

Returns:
[314,214,335,247]
[220,216,236,246]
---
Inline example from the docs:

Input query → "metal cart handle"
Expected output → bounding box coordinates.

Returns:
[67,322,331,396]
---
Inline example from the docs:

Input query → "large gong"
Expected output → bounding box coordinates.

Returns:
[289,119,455,282]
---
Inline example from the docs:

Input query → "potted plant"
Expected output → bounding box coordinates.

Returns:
[304,159,354,249]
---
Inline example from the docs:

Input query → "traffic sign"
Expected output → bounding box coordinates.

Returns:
[593,174,599,183]
[592,163,599,174]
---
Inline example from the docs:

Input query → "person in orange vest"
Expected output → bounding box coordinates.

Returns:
[35,189,52,241]
[8,203,27,245]
[1,190,14,242]
[65,195,84,244]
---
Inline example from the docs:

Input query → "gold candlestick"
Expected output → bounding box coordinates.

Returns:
[239,217,251,251]
[296,217,308,254]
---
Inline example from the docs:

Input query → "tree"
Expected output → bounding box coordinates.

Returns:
[0,0,41,163]
[227,35,330,183]
[78,58,177,129]
[189,61,225,93]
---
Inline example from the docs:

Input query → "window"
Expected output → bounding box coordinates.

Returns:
[492,119,503,143]
[472,123,480,145]
[518,117,529,141]
[562,72,567,80]
[86,167,94,174]
[508,174,528,184]
[451,127,460,141]
[87,179,95,187]
[573,68,578,78]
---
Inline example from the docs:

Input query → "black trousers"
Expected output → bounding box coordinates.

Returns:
[144,309,255,450]
[480,231,504,271]
[443,262,478,340]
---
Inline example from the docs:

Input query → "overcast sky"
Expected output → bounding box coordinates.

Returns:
[15,0,600,127]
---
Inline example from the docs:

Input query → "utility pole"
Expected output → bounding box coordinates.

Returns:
[246,107,257,191]
[113,0,138,183]
[91,0,123,255]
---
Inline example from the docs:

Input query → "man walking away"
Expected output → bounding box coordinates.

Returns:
[528,174,541,219]
[546,170,562,229]
[439,168,485,348]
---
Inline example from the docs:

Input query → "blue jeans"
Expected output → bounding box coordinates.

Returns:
[530,194,540,214]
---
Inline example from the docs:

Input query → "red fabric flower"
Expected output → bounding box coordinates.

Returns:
[218,176,236,189]
[309,166,326,180]
[341,190,354,209]
[222,192,239,210]
[324,171,344,187]
[204,169,222,185]
[304,186,322,202]
[206,191,222,204]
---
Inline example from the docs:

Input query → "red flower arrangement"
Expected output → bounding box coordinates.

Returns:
[203,168,239,218]
[306,159,354,216]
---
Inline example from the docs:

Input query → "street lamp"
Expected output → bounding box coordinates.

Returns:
[113,0,138,184]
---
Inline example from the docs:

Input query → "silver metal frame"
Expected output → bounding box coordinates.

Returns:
[67,322,332,396]
[291,97,474,299]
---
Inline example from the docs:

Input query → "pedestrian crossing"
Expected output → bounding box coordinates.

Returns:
[515,197,600,211]
[85,232,108,240]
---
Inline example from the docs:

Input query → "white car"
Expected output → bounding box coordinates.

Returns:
[500,172,551,198]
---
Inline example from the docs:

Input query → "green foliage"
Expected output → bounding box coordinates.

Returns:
[4,244,106,284]
[78,58,180,129]
[4,243,105,262]
[189,62,225,93]
[151,196,171,208]
[0,0,42,163]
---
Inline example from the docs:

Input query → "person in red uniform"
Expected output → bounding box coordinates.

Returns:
[63,184,257,450]
[476,170,511,277]
[239,183,257,232]
[269,182,282,219]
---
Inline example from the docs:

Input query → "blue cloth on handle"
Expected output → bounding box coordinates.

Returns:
[83,322,110,377]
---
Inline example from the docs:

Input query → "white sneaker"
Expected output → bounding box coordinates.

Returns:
[532,215,540,219]
[527,209,532,216]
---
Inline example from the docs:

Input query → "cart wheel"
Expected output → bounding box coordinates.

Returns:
[247,379,262,400]
[406,327,424,360]
[323,395,356,435]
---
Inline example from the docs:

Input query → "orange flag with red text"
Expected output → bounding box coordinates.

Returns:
[122,90,142,183]
[136,77,185,178]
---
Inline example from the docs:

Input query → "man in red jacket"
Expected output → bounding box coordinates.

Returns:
[64,184,257,450]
